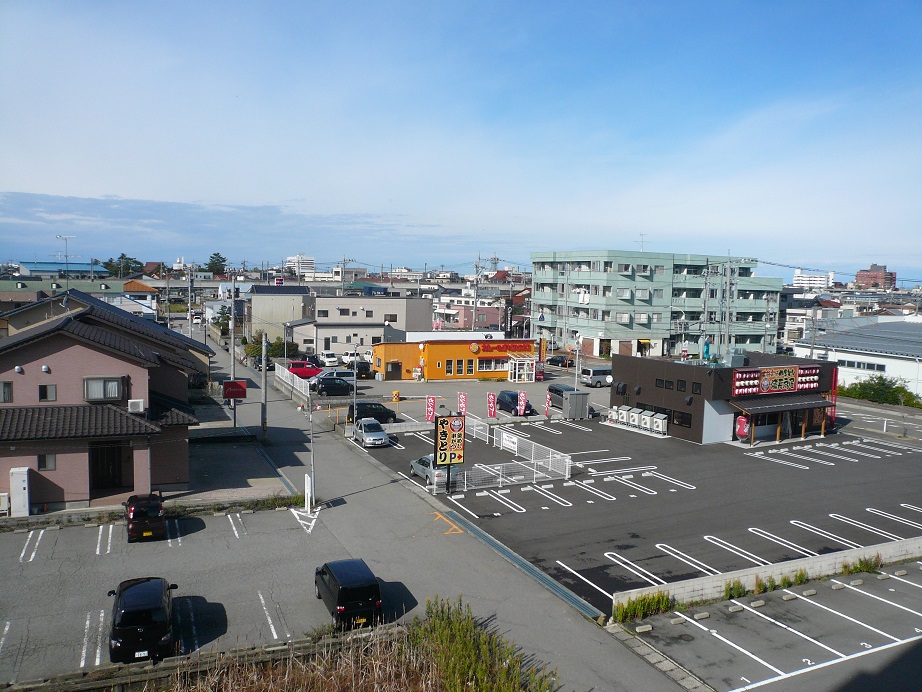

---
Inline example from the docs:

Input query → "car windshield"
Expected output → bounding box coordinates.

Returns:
[116,607,167,627]
[363,421,383,432]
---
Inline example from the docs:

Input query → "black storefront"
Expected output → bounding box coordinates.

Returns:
[607,351,838,445]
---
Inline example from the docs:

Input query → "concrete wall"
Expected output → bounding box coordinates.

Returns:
[612,537,922,608]
[701,399,735,444]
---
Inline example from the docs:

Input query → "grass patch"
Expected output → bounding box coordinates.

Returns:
[753,575,766,595]
[780,575,793,589]
[724,578,747,600]
[842,553,883,575]
[165,493,306,518]
[793,568,809,585]
[765,575,777,592]
[612,591,676,622]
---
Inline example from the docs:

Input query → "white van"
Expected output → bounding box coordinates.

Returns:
[319,350,339,367]
[579,366,612,388]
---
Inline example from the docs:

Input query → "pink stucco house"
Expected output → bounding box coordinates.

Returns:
[0,289,213,512]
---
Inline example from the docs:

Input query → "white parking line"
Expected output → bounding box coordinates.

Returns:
[290,507,320,534]
[829,579,922,618]
[589,464,654,476]
[829,514,902,541]
[79,611,91,668]
[483,489,527,512]
[744,451,809,469]
[643,471,696,490]
[865,507,922,530]
[555,560,613,598]
[604,552,666,586]
[902,503,922,514]
[566,479,617,500]
[227,513,248,538]
[605,474,657,494]
[257,591,279,639]
[790,520,863,549]
[443,494,479,519]
[656,544,721,576]
[0,621,9,661]
[780,588,900,642]
[96,525,114,555]
[560,420,593,432]
[770,449,835,465]
[729,598,846,657]
[748,528,817,557]
[168,519,182,547]
[834,442,882,459]
[27,529,43,562]
[704,536,771,566]
[674,611,784,676]
[94,608,105,666]
[524,485,572,506]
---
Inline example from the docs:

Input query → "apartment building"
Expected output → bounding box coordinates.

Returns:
[530,251,782,359]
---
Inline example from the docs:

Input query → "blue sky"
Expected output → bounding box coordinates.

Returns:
[2,1,921,284]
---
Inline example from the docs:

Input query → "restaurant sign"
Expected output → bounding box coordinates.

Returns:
[732,365,821,396]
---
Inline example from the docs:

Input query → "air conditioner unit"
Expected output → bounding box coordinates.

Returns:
[640,412,653,430]
[127,399,145,413]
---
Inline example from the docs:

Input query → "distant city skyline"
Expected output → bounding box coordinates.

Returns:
[2,3,920,286]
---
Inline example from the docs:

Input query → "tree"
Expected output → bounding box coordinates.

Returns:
[205,253,228,275]
[102,253,143,278]
[839,375,920,408]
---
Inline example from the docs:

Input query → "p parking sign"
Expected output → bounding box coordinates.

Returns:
[434,415,465,466]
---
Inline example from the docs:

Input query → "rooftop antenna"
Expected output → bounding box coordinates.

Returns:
[55,235,76,289]
[635,233,648,253]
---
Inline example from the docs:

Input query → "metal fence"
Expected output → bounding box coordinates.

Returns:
[274,365,312,399]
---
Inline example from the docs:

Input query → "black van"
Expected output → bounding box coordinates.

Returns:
[315,558,383,628]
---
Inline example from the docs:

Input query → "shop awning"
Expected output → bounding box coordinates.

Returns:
[730,394,832,415]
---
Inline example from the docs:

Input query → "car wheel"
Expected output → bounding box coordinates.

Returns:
[409,465,415,476]
[315,582,321,599]
[318,389,327,396]
[594,381,602,388]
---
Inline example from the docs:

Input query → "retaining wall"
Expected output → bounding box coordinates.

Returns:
[612,537,922,608]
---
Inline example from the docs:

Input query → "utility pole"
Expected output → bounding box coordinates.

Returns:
[187,262,194,337]
[230,272,237,429]
[56,235,75,289]
[340,256,355,296]
[261,332,268,441]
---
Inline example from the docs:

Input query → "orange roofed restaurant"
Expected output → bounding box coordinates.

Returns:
[371,339,541,382]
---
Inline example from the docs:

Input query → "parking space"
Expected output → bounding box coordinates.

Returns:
[637,562,922,691]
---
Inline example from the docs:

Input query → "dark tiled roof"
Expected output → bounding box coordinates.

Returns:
[249,285,312,295]
[0,405,162,441]
[149,393,199,427]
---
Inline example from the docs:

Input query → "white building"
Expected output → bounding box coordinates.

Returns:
[792,269,835,290]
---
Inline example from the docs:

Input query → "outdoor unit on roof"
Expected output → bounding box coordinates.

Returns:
[127,399,145,413]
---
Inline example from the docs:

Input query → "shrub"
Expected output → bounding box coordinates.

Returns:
[612,591,676,623]
[753,575,766,595]
[793,568,809,585]
[843,553,883,574]
[780,575,793,588]
[765,575,777,591]
[723,579,746,600]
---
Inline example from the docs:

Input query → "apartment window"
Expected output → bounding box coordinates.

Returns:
[653,289,664,299]
[616,288,632,299]
[384,313,397,323]
[635,288,650,300]
[39,384,57,402]
[84,377,123,401]
[338,308,349,316]
[617,263,632,273]
[445,360,453,375]
[371,336,382,344]
[365,310,373,318]
[616,313,631,324]
[635,313,650,324]
[665,380,674,390]
[602,310,611,320]
[654,265,665,275]
[467,359,474,375]
[477,313,487,322]
[636,264,650,274]
[0,382,11,403]
[604,261,613,272]
[38,454,57,471]
[317,309,329,318]
[655,379,665,388]
[677,380,687,392]
[652,313,662,323]
[692,382,702,394]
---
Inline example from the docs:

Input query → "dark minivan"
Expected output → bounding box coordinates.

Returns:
[123,492,167,542]
[108,577,177,663]
[315,558,383,628]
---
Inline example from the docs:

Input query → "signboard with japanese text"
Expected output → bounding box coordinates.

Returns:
[517,390,527,416]
[223,380,247,400]
[425,395,437,422]
[458,391,467,415]
[434,415,465,466]
[544,391,552,417]
[486,392,497,418]
[731,365,821,397]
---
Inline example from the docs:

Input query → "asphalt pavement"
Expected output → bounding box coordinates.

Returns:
[196,338,689,692]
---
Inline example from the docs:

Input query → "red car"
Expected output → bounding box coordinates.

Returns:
[288,361,324,379]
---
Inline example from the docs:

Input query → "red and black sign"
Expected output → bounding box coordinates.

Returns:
[223,380,247,400]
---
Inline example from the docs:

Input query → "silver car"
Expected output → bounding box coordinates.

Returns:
[409,453,461,488]
[353,418,390,448]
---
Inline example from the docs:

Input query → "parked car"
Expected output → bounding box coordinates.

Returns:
[496,390,537,416]
[254,356,275,372]
[108,577,177,663]
[191,316,202,325]
[352,418,390,448]
[319,350,339,367]
[347,361,373,379]
[315,377,354,397]
[347,401,397,424]
[302,354,324,368]
[409,453,461,488]
[315,558,383,628]
[123,492,166,542]
[546,355,574,368]
[309,369,356,390]
[288,361,324,379]
[340,350,360,365]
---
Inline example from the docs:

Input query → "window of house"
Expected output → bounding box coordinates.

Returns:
[371,336,382,344]
[445,360,453,375]
[665,380,674,389]
[692,382,702,394]
[654,265,665,275]
[338,308,349,316]
[671,411,692,428]
[635,288,650,300]
[652,313,662,323]
[384,313,397,323]
[616,313,631,324]
[655,379,665,388]
[617,263,631,273]
[0,382,11,403]
[677,379,686,392]
[39,384,57,402]
[84,377,123,401]
[653,289,664,299]
[365,310,373,318]
[317,309,329,318]
[456,359,463,374]
[38,454,57,471]
[616,288,632,299]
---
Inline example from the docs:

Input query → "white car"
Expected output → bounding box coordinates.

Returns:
[409,453,462,488]
[352,418,390,448]
[340,350,360,365]
[319,351,339,367]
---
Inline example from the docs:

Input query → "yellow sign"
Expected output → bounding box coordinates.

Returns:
[434,415,465,466]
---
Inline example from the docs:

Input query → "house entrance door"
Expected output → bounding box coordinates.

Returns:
[89,441,125,489]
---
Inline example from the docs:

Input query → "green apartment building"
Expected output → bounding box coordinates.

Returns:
[530,251,783,359]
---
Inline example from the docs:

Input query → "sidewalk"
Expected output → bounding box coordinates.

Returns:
[201,342,686,691]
